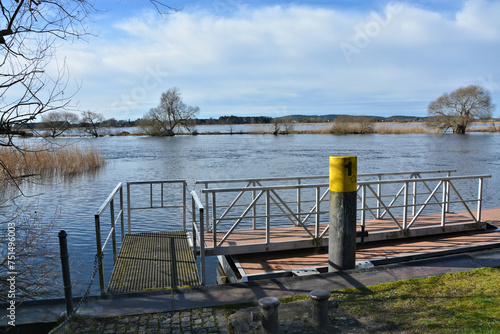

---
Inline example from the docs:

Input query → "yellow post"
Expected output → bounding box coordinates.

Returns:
[329,155,357,272]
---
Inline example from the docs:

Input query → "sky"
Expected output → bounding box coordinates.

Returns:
[54,0,500,120]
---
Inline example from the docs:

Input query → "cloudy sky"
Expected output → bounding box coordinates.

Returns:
[56,0,500,120]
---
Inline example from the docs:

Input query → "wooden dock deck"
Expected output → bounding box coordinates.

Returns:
[108,231,199,293]
[217,208,500,281]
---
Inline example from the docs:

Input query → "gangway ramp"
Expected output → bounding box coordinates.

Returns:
[107,231,199,293]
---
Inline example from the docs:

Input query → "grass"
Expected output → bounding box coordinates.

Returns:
[335,267,500,333]
[0,143,106,181]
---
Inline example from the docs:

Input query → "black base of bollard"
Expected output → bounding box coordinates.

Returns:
[310,289,331,327]
[258,296,280,333]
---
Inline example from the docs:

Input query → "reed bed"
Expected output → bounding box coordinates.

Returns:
[0,144,106,180]
[374,125,437,134]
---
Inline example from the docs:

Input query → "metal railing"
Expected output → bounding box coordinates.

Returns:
[126,180,187,233]
[357,174,491,236]
[94,171,490,291]
[94,182,124,296]
[95,180,187,295]
[191,190,206,285]
[194,170,457,231]
[194,171,490,256]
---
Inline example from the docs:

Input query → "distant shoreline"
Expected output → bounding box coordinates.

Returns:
[14,121,500,138]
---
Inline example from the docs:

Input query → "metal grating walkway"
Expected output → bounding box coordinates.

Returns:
[108,231,199,293]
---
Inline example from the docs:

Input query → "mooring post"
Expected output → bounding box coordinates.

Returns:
[258,296,280,333]
[58,230,74,317]
[329,155,357,272]
[310,289,330,327]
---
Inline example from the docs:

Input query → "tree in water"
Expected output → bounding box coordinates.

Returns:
[427,85,495,134]
[140,88,200,136]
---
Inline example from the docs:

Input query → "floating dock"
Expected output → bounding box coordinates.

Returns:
[94,171,497,294]
[223,208,500,282]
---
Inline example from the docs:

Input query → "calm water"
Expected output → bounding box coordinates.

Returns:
[6,132,500,297]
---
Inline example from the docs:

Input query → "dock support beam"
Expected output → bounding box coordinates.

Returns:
[329,155,357,272]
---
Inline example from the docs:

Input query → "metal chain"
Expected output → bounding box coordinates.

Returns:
[49,253,101,333]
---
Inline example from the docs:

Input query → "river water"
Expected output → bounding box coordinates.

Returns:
[5,131,500,297]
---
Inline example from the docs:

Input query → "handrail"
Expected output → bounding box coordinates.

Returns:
[191,190,205,285]
[94,182,124,296]
[197,173,491,255]
[200,175,491,193]
[126,180,187,233]
[196,170,456,231]
[194,170,457,186]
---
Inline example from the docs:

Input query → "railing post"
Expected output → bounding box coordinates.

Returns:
[58,230,73,317]
[315,186,320,238]
[403,182,408,230]
[477,178,484,224]
[441,180,447,226]
[199,206,206,286]
[127,182,131,234]
[120,185,124,240]
[183,181,187,231]
[360,184,366,243]
[212,193,217,248]
[192,197,197,259]
[204,182,210,231]
[329,155,357,272]
[253,181,257,229]
[412,178,417,217]
[94,214,106,296]
[110,198,117,264]
[377,175,382,218]
[297,178,302,223]
[446,171,451,213]
[266,189,271,244]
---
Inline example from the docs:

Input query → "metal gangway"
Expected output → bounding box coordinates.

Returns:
[95,170,491,292]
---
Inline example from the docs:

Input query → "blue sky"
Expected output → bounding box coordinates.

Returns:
[55,0,500,120]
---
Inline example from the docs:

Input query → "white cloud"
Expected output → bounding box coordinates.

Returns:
[56,0,500,119]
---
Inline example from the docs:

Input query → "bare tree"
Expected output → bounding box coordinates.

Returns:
[41,111,79,138]
[0,0,99,147]
[140,88,199,136]
[271,117,294,135]
[1,0,179,148]
[427,85,495,134]
[81,111,105,137]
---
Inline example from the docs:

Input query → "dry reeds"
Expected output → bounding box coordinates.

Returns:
[0,144,106,180]
[374,125,437,134]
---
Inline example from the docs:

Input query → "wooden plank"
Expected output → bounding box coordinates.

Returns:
[108,231,199,293]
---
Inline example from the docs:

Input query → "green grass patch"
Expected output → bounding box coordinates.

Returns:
[334,267,500,333]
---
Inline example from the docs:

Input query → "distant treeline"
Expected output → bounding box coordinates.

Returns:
[25,114,430,129]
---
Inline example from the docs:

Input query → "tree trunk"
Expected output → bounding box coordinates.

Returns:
[454,124,466,134]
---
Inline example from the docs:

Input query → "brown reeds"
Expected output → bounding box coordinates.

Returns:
[0,144,106,180]
[374,125,437,134]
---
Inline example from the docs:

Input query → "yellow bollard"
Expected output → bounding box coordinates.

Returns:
[329,155,357,272]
